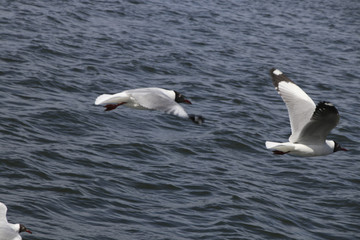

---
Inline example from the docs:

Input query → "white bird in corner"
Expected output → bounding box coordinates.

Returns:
[265,68,348,157]
[95,87,204,124]
[0,202,32,240]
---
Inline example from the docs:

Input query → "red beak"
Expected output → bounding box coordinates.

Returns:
[341,147,348,151]
[184,99,192,104]
[26,229,32,234]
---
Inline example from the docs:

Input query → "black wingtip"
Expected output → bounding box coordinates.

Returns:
[270,68,282,75]
[269,68,293,89]
[313,101,339,119]
[189,115,205,124]
[270,68,277,74]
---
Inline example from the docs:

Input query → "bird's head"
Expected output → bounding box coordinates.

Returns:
[174,91,192,104]
[333,141,348,152]
[19,224,32,234]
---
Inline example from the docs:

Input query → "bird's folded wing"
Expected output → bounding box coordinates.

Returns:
[270,69,316,142]
[131,91,189,118]
[295,102,340,144]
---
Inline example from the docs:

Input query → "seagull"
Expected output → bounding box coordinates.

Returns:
[0,202,32,240]
[265,68,348,157]
[95,87,204,124]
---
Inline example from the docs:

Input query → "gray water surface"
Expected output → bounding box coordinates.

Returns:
[1,0,359,239]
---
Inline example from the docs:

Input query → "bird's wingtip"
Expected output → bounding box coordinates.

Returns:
[270,68,283,76]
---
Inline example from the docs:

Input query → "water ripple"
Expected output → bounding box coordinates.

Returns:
[1,0,359,240]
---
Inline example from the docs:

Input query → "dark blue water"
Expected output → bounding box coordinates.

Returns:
[1,0,360,239]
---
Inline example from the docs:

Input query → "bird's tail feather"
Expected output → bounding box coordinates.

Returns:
[95,93,128,105]
[265,141,295,152]
[265,141,280,149]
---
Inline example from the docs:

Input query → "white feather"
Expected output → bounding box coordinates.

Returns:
[276,81,316,142]
[0,203,23,240]
[95,88,189,119]
[265,69,345,156]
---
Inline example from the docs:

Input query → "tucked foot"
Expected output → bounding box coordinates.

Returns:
[189,115,205,124]
[273,150,290,155]
[104,103,125,111]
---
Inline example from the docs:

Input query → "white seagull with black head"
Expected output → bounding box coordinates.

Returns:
[0,202,32,240]
[265,68,348,157]
[95,87,204,124]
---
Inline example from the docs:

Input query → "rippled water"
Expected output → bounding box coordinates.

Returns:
[1,0,360,239]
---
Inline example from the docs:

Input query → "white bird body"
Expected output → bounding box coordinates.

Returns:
[265,68,347,157]
[95,88,175,109]
[0,202,32,240]
[265,140,335,157]
[0,224,22,240]
[95,87,204,124]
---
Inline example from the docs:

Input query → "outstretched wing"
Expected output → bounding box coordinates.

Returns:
[130,89,189,118]
[0,202,8,223]
[270,68,316,142]
[296,102,339,144]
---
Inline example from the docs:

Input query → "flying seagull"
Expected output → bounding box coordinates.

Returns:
[265,68,347,156]
[95,87,204,124]
[0,202,32,240]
